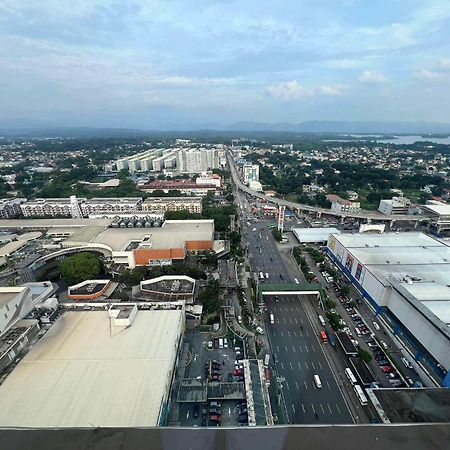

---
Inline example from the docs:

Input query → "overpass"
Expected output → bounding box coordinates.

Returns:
[227,150,428,224]
[258,283,325,304]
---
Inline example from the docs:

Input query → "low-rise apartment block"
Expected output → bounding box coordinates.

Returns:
[142,197,203,214]
[80,197,142,216]
[378,196,411,215]
[0,198,26,219]
[326,194,361,213]
[20,196,85,218]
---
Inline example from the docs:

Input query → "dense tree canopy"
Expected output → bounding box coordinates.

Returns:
[59,252,102,284]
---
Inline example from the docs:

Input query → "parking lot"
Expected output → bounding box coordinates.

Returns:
[176,331,248,427]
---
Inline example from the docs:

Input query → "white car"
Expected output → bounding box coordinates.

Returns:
[373,321,380,331]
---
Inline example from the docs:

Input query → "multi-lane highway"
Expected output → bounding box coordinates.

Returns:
[266,294,352,424]
[227,148,425,223]
[237,191,353,424]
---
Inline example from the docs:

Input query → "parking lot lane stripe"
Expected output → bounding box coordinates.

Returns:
[286,382,290,390]
[311,404,316,414]
[289,318,292,324]
[311,362,315,370]
[287,331,290,337]
[284,318,287,324]
[305,345,309,352]
[311,345,316,352]
[292,345,296,352]
[320,404,325,414]
[318,361,323,370]
[293,331,297,337]
[276,345,280,352]
[290,362,294,370]
[281,362,285,370]
[304,381,308,390]
[298,361,302,370]
[280,331,283,337]
[294,318,298,324]
[305,362,308,369]
[305,329,309,337]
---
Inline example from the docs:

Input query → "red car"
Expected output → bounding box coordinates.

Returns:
[211,374,221,381]
[210,415,221,423]
[233,368,243,376]
[381,365,394,373]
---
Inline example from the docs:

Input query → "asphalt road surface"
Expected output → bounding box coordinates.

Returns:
[266,294,352,424]
[237,196,353,424]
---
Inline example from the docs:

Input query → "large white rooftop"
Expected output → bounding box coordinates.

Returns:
[0,309,183,428]
[293,227,341,243]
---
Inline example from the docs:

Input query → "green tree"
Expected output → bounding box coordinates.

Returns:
[59,252,101,284]
[341,285,350,296]
[358,349,373,364]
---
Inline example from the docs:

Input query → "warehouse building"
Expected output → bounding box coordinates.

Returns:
[0,307,184,427]
[326,232,450,386]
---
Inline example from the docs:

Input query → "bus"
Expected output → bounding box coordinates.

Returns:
[270,313,275,324]
[319,331,328,343]
[318,315,326,326]
[353,385,368,406]
[264,354,270,367]
[345,368,357,385]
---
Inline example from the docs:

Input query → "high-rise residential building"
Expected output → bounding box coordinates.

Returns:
[242,163,260,184]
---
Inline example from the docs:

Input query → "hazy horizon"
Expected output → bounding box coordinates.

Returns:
[1,1,450,129]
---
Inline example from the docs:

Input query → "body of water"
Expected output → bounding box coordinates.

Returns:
[323,135,450,145]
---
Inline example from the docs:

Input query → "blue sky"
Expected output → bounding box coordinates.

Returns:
[1,0,450,128]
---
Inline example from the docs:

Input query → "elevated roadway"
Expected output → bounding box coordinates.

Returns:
[227,149,427,223]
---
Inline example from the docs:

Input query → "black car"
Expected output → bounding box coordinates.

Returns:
[227,373,233,382]
[193,404,200,418]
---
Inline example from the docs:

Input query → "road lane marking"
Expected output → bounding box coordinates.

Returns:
[287,331,290,337]
[281,362,285,370]
[295,381,299,390]
[292,345,296,352]
[280,331,283,337]
[318,361,323,370]
[290,362,293,370]
[305,329,309,337]
[311,404,316,414]
[327,403,332,414]
[292,404,296,414]
[304,362,308,369]
[293,331,297,337]
[285,345,289,352]
[326,380,331,390]
[294,318,298,324]
[284,318,287,324]
[311,345,316,352]
[276,345,280,352]
[302,403,306,413]
[320,404,325,414]
[289,318,292,324]
[304,381,308,390]
[335,404,341,414]
[297,361,302,370]
[286,381,290,390]
[305,345,309,352]
[311,362,315,370]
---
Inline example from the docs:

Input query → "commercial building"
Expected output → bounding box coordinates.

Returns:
[20,196,84,218]
[326,232,450,386]
[0,198,26,219]
[195,173,222,188]
[142,197,203,214]
[292,227,341,243]
[378,196,411,215]
[61,219,215,268]
[0,307,184,427]
[420,201,450,233]
[138,179,219,196]
[242,163,259,184]
[67,279,112,301]
[326,194,361,213]
[80,197,143,216]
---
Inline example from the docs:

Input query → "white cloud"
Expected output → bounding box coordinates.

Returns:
[266,80,346,101]
[437,59,450,70]
[359,70,389,84]
[416,70,445,80]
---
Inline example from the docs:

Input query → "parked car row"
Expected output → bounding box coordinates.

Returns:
[205,360,222,382]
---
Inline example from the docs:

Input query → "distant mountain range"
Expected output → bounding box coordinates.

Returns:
[1,119,450,137]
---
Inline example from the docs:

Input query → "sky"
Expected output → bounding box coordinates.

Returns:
[1,0,450,129]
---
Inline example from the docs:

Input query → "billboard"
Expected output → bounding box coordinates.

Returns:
[345,253,354,272]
